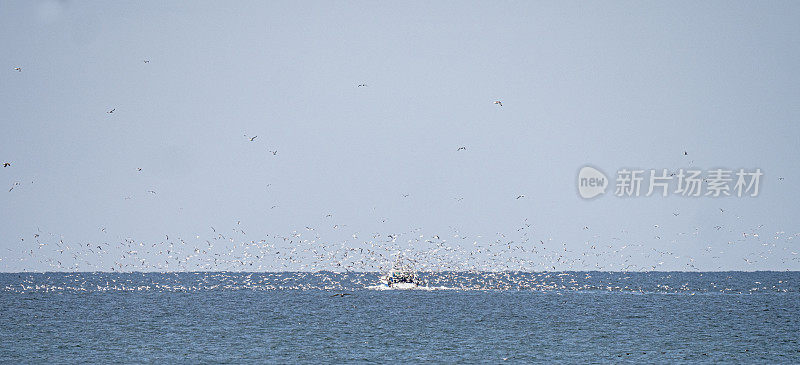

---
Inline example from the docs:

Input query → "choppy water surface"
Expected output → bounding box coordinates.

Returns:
[1,272,798,363]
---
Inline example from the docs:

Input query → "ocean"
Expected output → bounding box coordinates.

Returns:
[1,271,798,363]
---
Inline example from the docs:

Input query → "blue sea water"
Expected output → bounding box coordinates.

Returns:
[1,272,798,363]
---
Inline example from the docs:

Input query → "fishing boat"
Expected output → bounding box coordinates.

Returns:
[379,255,421,288]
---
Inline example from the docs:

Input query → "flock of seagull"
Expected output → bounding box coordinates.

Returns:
[2,211,799,291]
[3,64,799,290]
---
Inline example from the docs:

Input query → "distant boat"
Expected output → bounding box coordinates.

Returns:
[379,255,421,289]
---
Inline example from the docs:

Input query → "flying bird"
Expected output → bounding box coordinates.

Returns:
[357,84,367,87]
[107,109,115,114]
[14,67,21,72]
[2,163,10,167]
[249,136,257,141]
[684,151,688,156]
[143,60,149,63]
[516,195,525,199]
[494,101,503,106]
[457,146,466,151]
[269,150,278,156]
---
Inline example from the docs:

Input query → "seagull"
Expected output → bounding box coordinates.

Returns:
[14,67,21,72]
[2,163,10,167]
[494,101,503,106]
[457,146,466,151]
[107,109,115,114]
[516,195,525,199]
[330,293,351,297]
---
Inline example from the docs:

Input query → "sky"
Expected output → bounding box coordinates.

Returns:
[1,1,799,272]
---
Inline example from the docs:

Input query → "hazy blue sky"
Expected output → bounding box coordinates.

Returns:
[1,1,799,271]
